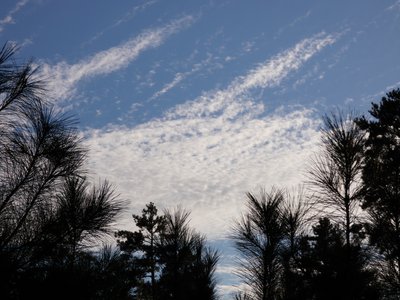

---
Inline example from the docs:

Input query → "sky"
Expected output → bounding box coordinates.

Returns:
[2,0,400,297]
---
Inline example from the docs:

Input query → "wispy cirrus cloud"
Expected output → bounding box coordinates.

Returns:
[167,32,336,120]
[150,72,186,100]
[82,0,158,47]
[149,54,215,101]
[39,15,195,101]
[0,0,29,33]
[149,27,333,105]
[361,80,400,104]
[387,0,400,11]
[275,10,312,38]
[83,33,337,240]
[112,0,158,27]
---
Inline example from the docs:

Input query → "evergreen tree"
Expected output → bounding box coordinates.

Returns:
[0,43,126,299]
[307,111,378,299]
[116,202,166,299]
[117,204,219,300]
[308,111,365,248]
[231,188,310,300]
[157,207,219,300]
[356,89,400,297]
[299,218,378,300]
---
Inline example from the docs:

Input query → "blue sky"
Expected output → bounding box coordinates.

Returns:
[2,0,400,297]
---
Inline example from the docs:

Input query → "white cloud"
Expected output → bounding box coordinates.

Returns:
[167,33,336,120]
[361,80,400,103]
[85,108,320,238]
[83,33,337,239]
[39,15,195,101]
[149,53,217,101]
[150,72,186,100]
[387,0,400,11]
[0,0,29,32]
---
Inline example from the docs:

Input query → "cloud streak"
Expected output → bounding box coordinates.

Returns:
[0,0,29,33]
[167,33,336,120]
[150,72,186,100]
[39,15,195,101]
[387,0,400,10]
[149,54,215,101]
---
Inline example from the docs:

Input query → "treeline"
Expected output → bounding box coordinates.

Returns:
[1,43,400,300]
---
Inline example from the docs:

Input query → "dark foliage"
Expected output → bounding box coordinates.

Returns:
[231,188,310,300]
[116,202,166,299]
[0,43,125,299]
[117,204,219,300]
[304,111,379,299]
[297,218,378,300]
[308,111,365,247]
[356,89,400,297]
[158,207,219,300]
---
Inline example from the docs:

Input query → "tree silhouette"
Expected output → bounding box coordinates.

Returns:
[356,89,400,297]
[43,177,122,265]
[0,43,42,115]
[157,207,219,300]
[308,111,365,248]
[231,188,310,300]
[117,204,219,300]
[91,246,135,300]
[296,217,378,300]
[280,189,312,300]
[15,245,133,300]
[133,202,165,299]
[116,202,166,299]
[0,43,125,299]
[0,43,82,296]
[305,111,380,299]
